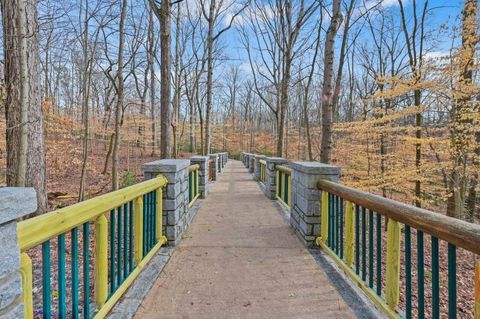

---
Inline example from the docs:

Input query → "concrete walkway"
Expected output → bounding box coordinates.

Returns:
[134,160,356,319]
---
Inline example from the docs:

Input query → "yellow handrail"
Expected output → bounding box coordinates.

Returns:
[18,176,168,251]
[276,164,291,175]
[188,164,200,172]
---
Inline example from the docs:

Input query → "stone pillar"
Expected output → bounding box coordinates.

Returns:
[265,157,288,199]
[249,155,255,173]
[216,153,222,173]
[254,155,266,181]
[290,162,341,248]
[142,159,190,246]
[208,154,219,181]
[245,153,252,168]
[190,156,209,199]
[222,152,227,168]
[0,188,37,318]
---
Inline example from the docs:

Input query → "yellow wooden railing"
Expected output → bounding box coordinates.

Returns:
[316,179,480,319]
[275,165,291,207]
[259,159,267,184]
[188,164,200,207]
[18,176,168,318]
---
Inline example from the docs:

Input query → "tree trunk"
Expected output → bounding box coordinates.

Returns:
[2,0,48,215]
[112,0,127,190]
[204,0,215,155]
[160,0,172,158]
[320,0,343,163]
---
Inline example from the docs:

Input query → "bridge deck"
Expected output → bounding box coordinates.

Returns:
[134,160,357,318]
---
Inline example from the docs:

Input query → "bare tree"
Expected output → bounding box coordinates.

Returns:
[1,0,48,214]
[320,0,343,163]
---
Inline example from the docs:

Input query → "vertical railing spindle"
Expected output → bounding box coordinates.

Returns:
[386,219,400,311]
[58,234,67,318]
[344,201,354,267]
[95,214,108,309]
[135,196,144,265]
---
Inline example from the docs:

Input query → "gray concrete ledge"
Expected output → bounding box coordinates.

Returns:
[141,159,190,173]
[107,247,174,319]
[0,187,37,225]
[290,161,341,175]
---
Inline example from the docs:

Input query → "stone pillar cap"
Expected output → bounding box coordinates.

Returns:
[265,157,288,163]
[190,156,209,161]
[291,161,341,175]
[0,187,37,225]
[141,159,190,173]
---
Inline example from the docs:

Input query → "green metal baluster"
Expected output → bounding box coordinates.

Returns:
[362,207,366,281]
[405,225,412,319]
[418,230,425,319]
[448,243,456,319]
[72,228,79,319]
[109,210,116,294]
[117,206,122,286]
[355,205,360,275]
[42,240,51,318]
[340,197,344,260]
[129,201,134,273]
[369,209,374,288]
[376,213,381,296]
[58,234,66,318]
[123,203,128,279]
[83,222,90,319]
[432,236,439,319]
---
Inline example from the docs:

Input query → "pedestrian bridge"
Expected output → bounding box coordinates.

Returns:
[8,153,480,319]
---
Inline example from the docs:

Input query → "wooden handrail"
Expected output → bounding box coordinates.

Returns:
[317,179,480,255]
[188,164,200,172]
[18,176,168,251]
[276,165,291,175]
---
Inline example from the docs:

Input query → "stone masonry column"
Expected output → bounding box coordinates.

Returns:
[208,154,219,181]
[249,154,255,173]
[190,156,209,199]
[245,153,252,169]
[254,155,266,181]
[216,153,222,173]
[0,188,37,318]
[265,157,288,199]
[142,159,190,246]
[290,162,341,248]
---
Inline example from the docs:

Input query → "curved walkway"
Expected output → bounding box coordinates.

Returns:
[134,160,356,319]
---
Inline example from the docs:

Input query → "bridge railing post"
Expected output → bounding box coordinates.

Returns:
[265,157,288,200]
[0,188,37,318]
[190,156,209,199]
[290,162,341,247]
[254,155,266,181]
[142,159,190,246]
[208,154,219,181]
[249,154,256,173]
